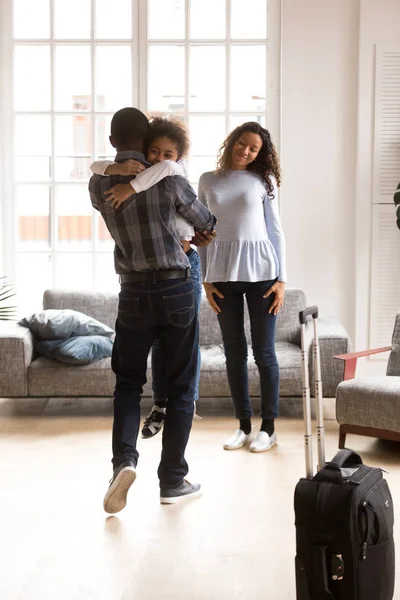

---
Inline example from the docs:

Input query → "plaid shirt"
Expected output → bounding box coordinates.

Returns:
[89,151,216,273]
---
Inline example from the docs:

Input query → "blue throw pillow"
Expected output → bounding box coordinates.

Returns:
[19,309,114,340]
[34,335,113,365]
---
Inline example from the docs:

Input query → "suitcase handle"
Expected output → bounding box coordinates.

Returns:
[326,449,363,470]
[299,306,324,477]
[299,306,319,325]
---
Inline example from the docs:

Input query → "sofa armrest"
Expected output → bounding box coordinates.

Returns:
[334,346,391,380]
[306,317,352,397]
[0,322,34,397]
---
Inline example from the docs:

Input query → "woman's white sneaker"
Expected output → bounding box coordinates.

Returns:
[250,431,277,453]
[223,429,253,451]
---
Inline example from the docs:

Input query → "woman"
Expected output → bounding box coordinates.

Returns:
[198,122,286,453]
[91,116,207,438]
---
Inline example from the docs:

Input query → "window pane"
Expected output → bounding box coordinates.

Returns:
[17,253,52,316]
[55,116,92,182]
[15,116,51,156]
[190,46,225,111]
[229,115,266,131]
[15,115,52,182]
[13,0,50,39]
[56,185,92,250]
[190,0,225,39]
[54,254,93,289]
[95,115,114,159]
[14,46,50,111]
[96,46,132,111]
[96,0,132,39]
[15,158,50,182]
[188,156,217,183]
[148,0,185,40]
[54,0,91,39]
[17,186,50,249]
[55,46,91,111]
[231,0,267,39]
[230,46,266,111]
[148,46,185,112]
[189,116,226,156]
[95,254,119,292]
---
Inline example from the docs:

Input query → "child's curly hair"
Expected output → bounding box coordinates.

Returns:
[216,122,281,197]
[145,115,190,160]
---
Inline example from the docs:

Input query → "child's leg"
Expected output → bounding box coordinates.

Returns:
[141,338,167,439]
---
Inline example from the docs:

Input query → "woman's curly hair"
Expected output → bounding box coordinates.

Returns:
[216,122,281,197]
[145,115,190,160]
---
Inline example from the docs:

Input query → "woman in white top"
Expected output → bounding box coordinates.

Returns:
[198,122,287,453]
[91,117,207,438]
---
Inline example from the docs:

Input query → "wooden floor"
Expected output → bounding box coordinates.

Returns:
[1,397,400,600]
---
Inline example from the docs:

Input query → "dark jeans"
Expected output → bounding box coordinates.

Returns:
[214,280,280,421]
[111,277,198,488]
[152,249,202,403]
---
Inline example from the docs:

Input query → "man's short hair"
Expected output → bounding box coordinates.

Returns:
[110,107,149,147]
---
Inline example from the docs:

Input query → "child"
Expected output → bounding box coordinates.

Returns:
[90,116,203,439]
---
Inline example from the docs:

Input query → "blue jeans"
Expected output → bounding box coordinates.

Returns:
[214,280,280,421]
[111,277,199,488]
[152,249,202,403]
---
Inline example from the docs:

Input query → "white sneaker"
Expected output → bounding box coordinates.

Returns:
[250,431,277,453]
[223,429,253,451]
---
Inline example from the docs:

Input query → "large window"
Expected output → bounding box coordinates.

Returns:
[1,0,277,314]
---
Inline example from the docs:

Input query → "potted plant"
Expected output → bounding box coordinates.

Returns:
[0,277,17,321]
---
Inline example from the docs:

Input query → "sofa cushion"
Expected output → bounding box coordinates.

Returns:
[34,335,113,365]
[28,357,116,397]
[19,309,114,340]
[28,356,154,397]
[336,376,400,431]
[27,342,302,398]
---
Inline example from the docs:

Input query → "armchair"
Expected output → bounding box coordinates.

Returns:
[334,313,400,448]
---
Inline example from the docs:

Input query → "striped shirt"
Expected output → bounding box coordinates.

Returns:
[89,151,216,273]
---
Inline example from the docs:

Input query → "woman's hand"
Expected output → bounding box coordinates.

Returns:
[105,159,145,176]
[264,281,285,315]
[105,183,135,209]
[203,282,224,315]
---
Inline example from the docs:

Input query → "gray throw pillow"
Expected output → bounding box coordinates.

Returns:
[19,309,114,340]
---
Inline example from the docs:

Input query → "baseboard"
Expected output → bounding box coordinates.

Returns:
[1,395,337,420]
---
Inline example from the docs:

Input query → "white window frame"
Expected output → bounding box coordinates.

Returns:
[0,0,281,293]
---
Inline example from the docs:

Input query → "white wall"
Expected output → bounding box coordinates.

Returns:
[280,0,359,341]
[355,0,400,355]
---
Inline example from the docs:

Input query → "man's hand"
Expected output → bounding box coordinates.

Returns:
[105,183,135,209]
[191,230,217,247]
[264,281,286,315]
[203,282,224,314]
[105,160,145,177]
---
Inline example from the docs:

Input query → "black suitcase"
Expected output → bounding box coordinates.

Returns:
[294,306,395,600]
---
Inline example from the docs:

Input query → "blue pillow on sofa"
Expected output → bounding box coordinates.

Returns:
[19,309,114,340]
[34,335,113,365]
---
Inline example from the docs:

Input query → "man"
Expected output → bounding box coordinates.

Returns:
[89,107,216,513]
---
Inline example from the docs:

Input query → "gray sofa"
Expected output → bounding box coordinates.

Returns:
[0,288,351,399]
